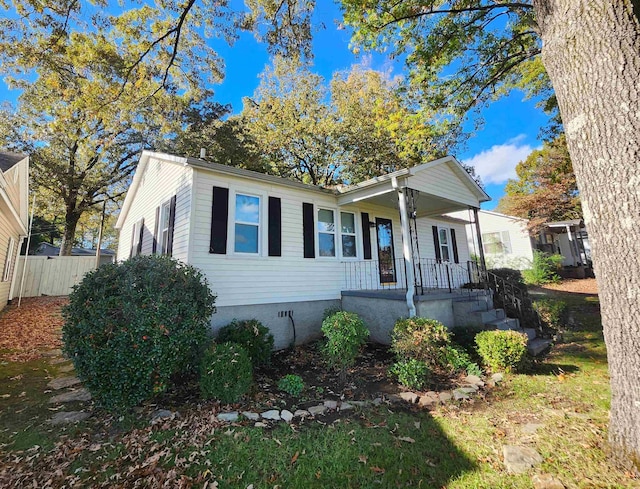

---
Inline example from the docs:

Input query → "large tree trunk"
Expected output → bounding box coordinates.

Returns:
[60,210,81,256]
[533,0,640,468]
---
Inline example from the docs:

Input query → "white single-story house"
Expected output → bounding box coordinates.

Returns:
[0,152,29,311]
[115,151,493,347]
[452,210,536,271]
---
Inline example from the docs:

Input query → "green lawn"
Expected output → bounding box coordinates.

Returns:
[0,284,636,488]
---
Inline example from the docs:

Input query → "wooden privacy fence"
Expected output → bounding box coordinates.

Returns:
[12,256,108,298]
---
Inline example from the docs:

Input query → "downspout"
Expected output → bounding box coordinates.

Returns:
[8,235,25,302]
[18,193,36,307]
[392,177,416,318]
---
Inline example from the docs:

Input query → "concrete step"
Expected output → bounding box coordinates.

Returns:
[523,328,538,341]
[486,317,521,331]
[528,338,552,356]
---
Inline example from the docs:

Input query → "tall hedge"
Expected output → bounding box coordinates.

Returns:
[62,255,216,412]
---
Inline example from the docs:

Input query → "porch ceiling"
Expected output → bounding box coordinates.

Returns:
[338,185,473,217]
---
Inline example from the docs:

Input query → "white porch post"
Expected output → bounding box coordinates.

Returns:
[392,177,416,318]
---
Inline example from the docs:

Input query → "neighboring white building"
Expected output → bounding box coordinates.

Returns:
[0,152,29,310]
[115,151,490,347]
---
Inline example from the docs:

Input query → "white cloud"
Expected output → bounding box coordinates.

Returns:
[463,135,538,185]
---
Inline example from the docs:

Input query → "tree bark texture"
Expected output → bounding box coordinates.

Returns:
[533,0,640,468]
[60,210,81,256]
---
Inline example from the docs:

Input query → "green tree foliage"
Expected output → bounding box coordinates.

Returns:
[240,57,454,186]
[497,134,580,232]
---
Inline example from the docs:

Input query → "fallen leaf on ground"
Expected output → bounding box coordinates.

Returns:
[397,437,415,443]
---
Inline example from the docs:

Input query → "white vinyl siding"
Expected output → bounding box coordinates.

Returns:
[116,157,193,262]
[407,161,478,207]
[2,237,15,282]
[416,217,471,264]
[159,199,172,255]
[0,212,21,309]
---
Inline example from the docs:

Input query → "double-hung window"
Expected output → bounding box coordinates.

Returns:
[317,208,336,257]
[2,237,15,282]
[235,193,260,254]
[132,220,143,257]
[340,212,357,258]
[482,231,512,255]
[159,200,172,255]
[438,227,452,262]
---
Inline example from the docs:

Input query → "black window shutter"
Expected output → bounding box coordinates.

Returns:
[210,186,229,254]
[361,212,372,260]
[268,196,282,257]
[166,196,176,256]
[302,202,315,258]
[432,225,442,262]
[129,223,136,258]
[152,206,160,254]
[451,228,460,263]
[136,218,144,255]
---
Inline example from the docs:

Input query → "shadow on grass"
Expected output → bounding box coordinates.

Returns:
[529,362,580,376]
[179,409,477,489]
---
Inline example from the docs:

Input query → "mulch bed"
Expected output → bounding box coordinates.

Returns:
[0,296,66,362]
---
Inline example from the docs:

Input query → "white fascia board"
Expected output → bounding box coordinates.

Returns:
[0,186,28,234]
[337,177,408,205]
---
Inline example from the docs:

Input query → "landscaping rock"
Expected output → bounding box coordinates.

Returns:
[49,357,68,365]
[339,402,353,411]
[281,410,294,423]
[242,411,260,421]
[49,411,91,425]
[503,445,543,473]
[47,376,81,390]
[323,400,338,410]
[372,397,383,406]
[261,410,281,421]
[350,400,369,407]
[491,373,504,383]
[308,405,328,416]
[217,412,239,422]
[522,423,545,434]
[438,391,452,403]
[400,392,419,404]
[464,375,485,387]
[294,409,310,418]
[254,422,267,428]
[150,409,174,423]
[459,387,478,394]
[49,388,92,404]
[532,473,565,489]
[418,394,438,407]
[57,364,75,373]
[453,389,470,401]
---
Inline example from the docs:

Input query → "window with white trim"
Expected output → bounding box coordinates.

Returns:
[340,211,357,258]
[234,193,260,254]
[482,231,512,254]
[438,227,452,262]
[317,208,336,257]
[3,237,15,282]
[132,220,143,257]
[159,200,172,255]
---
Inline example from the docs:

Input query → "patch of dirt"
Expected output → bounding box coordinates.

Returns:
[539,278,598,295]
[0,296,67,362]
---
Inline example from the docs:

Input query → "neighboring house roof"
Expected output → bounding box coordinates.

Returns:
[477,209,529,223]
[0,152,26,172]
[116,151,490,230]
[545,219,584,228]
[33,242,116,256]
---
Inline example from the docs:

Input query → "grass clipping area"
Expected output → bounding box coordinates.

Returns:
[0,282,636,488]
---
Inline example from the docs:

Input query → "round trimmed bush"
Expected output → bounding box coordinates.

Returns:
[277,374,304,397]
[321,311,369,379]
[391,317,451,369]
[217,319,274,367]
[390,359,430,391]
[62,255,216,412]
[475,330,528,372]
[200,342,253,403]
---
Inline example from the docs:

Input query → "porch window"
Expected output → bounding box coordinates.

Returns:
[159,200,172,255]
[132,220,143,257]
[317,208,336,257]
[2,237,15,282]
[438,227,452,262]
[340,212,357,258]
[482,231,512,254]
[234,193,260,254]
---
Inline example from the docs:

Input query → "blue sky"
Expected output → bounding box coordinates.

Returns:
[0,1,551,209]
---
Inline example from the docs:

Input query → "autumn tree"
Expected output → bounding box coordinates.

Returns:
[497,134,580,231]
[339,0,640,468]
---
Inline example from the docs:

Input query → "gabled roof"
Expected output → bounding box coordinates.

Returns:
[0,152,27,172]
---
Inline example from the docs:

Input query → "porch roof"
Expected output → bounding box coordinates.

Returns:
[336,156,490,215]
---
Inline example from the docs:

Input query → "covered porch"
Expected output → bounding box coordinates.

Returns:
[335,156,491,317]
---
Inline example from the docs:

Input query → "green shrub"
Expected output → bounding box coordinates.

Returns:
[321,311,369,380]
[466,362,483,377]
[62,255,216,412]
[390,359,430,390]
[475,330,528,372]
[200,342,253,403]
[391,317,451,369]
[440,344,475,373]
[217,319,274,367]
[277,374,304,397]
[322,306,342,320]
[522,251,563,285]
[534,299,569,329]
[450,325,486,354]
